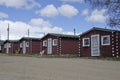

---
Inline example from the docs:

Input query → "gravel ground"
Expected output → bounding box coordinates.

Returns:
[0,55,120,80]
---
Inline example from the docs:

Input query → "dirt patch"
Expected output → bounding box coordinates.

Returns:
[0,55,120,80]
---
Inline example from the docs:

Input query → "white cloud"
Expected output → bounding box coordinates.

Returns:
[36,4,59,17]
[29,18,52,27]
[82,9,88,16]
[0,18,63,40]
[86,9,107,23]
[0,0,40,9]
[0,12,8,19]
[58,4,79,18]
[61,0,84,3]
[36,4,79,18]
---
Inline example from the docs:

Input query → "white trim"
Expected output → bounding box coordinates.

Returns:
[6,43,9,54]
[43,40,47,47]
[26,42,29,47]
[47,38,52,54]
[9,43,11,48]
[20,43,22,48]
[53,39,58,46]
[82,38,90,47]
[23,41,26,54]
[91,34,100,56]
[101,35,110,46]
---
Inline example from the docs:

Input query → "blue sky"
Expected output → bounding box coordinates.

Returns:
[0,0,108,40]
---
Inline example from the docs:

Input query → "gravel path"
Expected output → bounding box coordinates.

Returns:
[0,55,120,80]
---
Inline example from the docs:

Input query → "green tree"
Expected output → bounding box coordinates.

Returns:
[86,0,120,28]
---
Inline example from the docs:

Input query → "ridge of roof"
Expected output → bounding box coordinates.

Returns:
[48,33,79,38]
[80,27,120,36]
[4,40,19,43]
[21,37,40,40]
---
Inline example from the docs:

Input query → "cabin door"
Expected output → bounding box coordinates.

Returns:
[91,35,100,56]
[23,41,26,54]
[6,43,9,54]
[47,38,52,54]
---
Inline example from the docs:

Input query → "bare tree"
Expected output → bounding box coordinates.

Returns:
[85,0,120,28]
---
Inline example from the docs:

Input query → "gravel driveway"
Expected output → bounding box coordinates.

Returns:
[0,55,120,80]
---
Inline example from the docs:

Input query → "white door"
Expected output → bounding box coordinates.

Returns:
[91,35,100,56]
[47,38,52,54]
[6,43,9,54]
[23,41,26,54]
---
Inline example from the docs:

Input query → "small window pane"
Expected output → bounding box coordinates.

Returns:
[43,40,47,47]
[20,43,22,48]
[9,43,11,48]
[83,38,90,47]
[102,35,110,45]
[26,42,29,47]
[53,39,57,46]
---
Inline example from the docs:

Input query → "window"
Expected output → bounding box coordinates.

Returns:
[20,43,22,48]
[43,40,47,47]
[101,35,110,46]
[9,43,11,48]
[83,38,90,47]
[53,39,58,46]
[26,42,29,47]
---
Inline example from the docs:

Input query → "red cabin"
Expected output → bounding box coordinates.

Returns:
[40,33,79,55]
[19,37,40,54]
[79,27,120,57]
[3,40,19,54]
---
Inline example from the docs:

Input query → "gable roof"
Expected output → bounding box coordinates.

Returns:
[4,40,19,43]
[80,27,120,36]
[41,33,79,39]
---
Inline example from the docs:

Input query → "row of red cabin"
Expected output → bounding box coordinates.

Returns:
[0,27,120,57]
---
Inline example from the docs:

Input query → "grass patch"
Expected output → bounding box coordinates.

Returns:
[80,57,120,61]
[0,53,120,61]
[2,53,79,58]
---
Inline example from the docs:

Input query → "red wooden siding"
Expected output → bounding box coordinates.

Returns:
[60,38,79,55]
[40,34,79,55]
[79,28,120,57]
[3,41,19,54]
[31,41,40,53]
[19,38,40,54]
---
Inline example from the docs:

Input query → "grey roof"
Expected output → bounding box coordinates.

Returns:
[80,27,120,36]
[20,37,40,41]
[4,40,19,43]
[41,33,79,39]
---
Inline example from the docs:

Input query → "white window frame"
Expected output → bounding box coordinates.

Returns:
[43,40,47,47]
[9,43,11,48]
[101,35,110,46]
[26,42,29,47]
[83,38,90,47]
[53,39,58,46]
[20,43,23,48]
